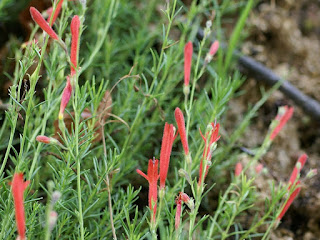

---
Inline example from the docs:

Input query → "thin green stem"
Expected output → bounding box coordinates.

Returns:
[119,0,177,161]
[16,35,50,171]
[44,181,54,240]
[0,118,16,177]
[101,120,117,240]
[207,184,233,238]
[220,201,239,240]
[73,85,85,240]
[188,130,211,240]
[239,205,275,240]
[261,221,275,240]
[155,190,164,228]
[29,32,62,178]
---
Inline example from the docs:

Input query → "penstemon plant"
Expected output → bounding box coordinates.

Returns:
[0,0,316,239]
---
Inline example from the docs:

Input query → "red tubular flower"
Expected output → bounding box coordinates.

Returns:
[209,41,219,56]
[205,40,219,63]
[11,173,30,240]
[47,0,64,26]
[235,162,243,177]
[255,163,264,174]
[277,154,307,220]
[200,122,220,160]
[159,123,177,189]
[70,15,80,76]
[277,182,301,220]
[270,106,294,140]
[59,76,73,120]
[136,159,159,223]
[179,192,190,203]
[36,135,51,144]
[175,192,193,229]
[288,154,307,188]
[198,122,220,184]
[179,192,193,209]
[46,7,53,19]
[30,7,59,40]
[175,197,182,230]
[174,108,189,156]
[184,41,193,86]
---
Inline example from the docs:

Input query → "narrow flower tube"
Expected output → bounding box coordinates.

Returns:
[288,154,307,188]
[70,15,80,76]
[175,192,193,230]
[255,163,264,174]
[205,40,219,63]
[174,108,189,156]
[198,122,220,184]
[59,76,73,120]
[184,41,193,86]
[47,0,64,26]
[277,154,308,220]
[277,182,301,220]
[46,7,53,20]
[159,123,177,189]
[11,173,30,240]
[209,41,219,56]
[136,159,159,223]
[270,106,294,140]
[30,7,59,40]
[36,135,63,148]
[235,162,243,177]
[36,135,51,144]
[175,198,182,230]
[200,122,220,160]
[179,192,193,210]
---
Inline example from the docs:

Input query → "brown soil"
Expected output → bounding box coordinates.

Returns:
[228,0,320,239]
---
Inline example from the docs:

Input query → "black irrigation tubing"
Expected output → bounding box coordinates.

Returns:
[236,53,320,121]
[197,29,320,121]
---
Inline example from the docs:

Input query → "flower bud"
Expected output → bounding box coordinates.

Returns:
[49,211,58,230]
[235,162,242,177]
[295,162,302,170]
[36,135,60,146]
[59,76,73,120]
[179,192,194,210]
[70,15,80,76]
[183,85,190,96]
[255,163,263,174]
[206,20,212,29]
[51,191,61,205]
[306,169,317,179]
[30,7,59,40]
[36,135,51,144]
[47,0,64,26]
[184,42,193,87]
[205,41,219,64]
[178,168,191,185]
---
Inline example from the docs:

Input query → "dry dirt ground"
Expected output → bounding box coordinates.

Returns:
[227,0,320,239]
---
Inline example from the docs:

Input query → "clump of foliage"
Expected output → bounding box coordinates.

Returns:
[0,0,316,239]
